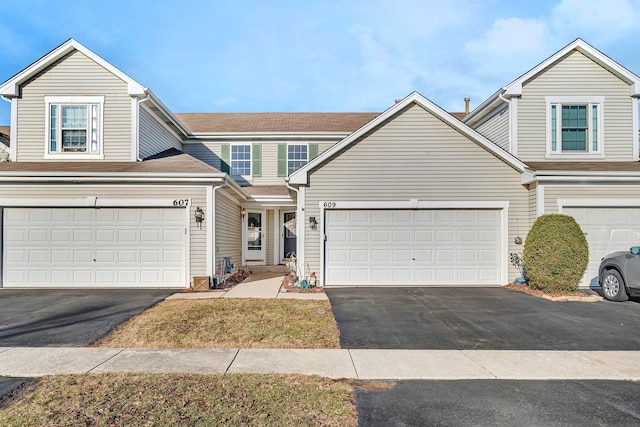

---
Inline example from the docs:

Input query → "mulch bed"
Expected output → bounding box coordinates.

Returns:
[280,274,325,293]
[505,283,597,299]
[182,270,252,293]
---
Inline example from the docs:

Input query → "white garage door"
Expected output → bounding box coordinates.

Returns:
[564,207,640,287]
[324,209,502,286]
[3,207,187,288]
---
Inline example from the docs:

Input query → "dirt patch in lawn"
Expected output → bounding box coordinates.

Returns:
[0,373,356,426]
[93,299,340,349]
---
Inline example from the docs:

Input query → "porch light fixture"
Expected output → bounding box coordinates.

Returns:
[241,208,246,219]
[195,206,205,229]
[309,216,318,230]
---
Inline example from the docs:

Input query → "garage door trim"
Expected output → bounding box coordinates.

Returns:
[0,197,192,288]
[319,200,509,287]
[559,198,640,288]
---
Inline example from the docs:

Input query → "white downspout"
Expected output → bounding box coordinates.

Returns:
[285,178,301,277]
[498,91,513,154]
[133,93,150,161]
[210,178,229,278]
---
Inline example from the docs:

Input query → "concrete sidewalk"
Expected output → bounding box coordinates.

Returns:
[166,272,328,301]
[2,347,640,380]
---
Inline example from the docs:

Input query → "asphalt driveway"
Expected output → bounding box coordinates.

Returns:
[0,289,174,346]
[326,287,640,350]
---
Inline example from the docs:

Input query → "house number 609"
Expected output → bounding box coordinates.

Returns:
[173,199,190,206]
[323,202,337,208]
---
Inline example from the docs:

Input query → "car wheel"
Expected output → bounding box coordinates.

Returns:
[601,269,629,302]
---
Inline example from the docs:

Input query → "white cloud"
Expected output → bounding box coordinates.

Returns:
[465,17,553,80]
[551,0,640,44]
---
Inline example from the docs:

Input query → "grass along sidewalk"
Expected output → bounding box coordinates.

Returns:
[94,299,340,349]
[0,373,356,426]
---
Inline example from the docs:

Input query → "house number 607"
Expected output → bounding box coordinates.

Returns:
[173,199,190,206]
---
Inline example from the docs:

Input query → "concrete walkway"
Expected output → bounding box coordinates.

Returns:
[2,347,640,380]
[165,272,328,301]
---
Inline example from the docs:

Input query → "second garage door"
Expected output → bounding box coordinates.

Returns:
[564,206,640,287]
[324,209,502,286]
[3,207,187,288]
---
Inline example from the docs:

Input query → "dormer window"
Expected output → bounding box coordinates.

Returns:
[45,96,104,159]
[546,96,604,158]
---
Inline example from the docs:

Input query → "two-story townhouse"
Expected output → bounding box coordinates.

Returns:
[0,39,249,288]
[175,112,376,268]
[0,39,376,288]
[1,37,639,290]
[463,38,640,287]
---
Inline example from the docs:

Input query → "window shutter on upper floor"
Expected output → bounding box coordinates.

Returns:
[277,143,287,177]
[309,143,318,160]
[220,144,230,173]
[252,143,262,177]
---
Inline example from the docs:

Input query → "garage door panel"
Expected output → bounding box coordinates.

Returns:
[325,208,502,286]
[565,207,640,287]
[3,207,186,288]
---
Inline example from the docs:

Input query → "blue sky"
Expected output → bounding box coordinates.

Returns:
[1,0,640,125]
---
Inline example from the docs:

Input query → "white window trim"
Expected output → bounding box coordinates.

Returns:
[545,96,604,159]
[287,142,309,176]
[230,143,252,180]
[44,96,105,159]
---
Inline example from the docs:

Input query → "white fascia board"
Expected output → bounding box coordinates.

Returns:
[0,39,145,97]
[532,172,640,183]
[184,132,349,141]
[290,92,526,185]
[146,91,191,138]
[462,89,504,125]
[503,38,640,96]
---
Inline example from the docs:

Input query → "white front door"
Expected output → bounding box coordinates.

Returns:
[2,207,187,288]
[324,209,502,286]
[245,210,265,265]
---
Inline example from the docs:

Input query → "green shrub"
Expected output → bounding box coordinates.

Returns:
[523,214,589,293]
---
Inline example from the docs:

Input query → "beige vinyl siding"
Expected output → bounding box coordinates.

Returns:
[303,104,529,283]
[543,185,640,214]
[214,190,242,272]
[139,106,182,159]
[184,140,337,185]
[475,105,510,151]
[16,50,132,161]
[0,184,207,282]
[517,50,634,161]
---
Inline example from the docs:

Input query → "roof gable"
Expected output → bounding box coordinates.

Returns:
[503,38,640,98]
[288,92,527,185]
[0,39,146,97]
[464,38,640,125]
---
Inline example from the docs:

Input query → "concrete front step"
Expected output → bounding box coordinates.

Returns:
[246,265,288,273]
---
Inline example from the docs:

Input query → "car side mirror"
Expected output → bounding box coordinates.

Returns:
[631,246,640,255]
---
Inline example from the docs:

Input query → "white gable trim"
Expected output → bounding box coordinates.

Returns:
[0,39,146,97]
[288,92,527,185]
[465,38,640,127]
[503,38,640,98]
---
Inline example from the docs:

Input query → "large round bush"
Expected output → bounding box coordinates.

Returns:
[523,214,589,293]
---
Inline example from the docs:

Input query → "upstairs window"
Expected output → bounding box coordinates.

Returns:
[287,144,308,175]
[546,96,603,158]
[45,96,104,158]
[231,144,251,178]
